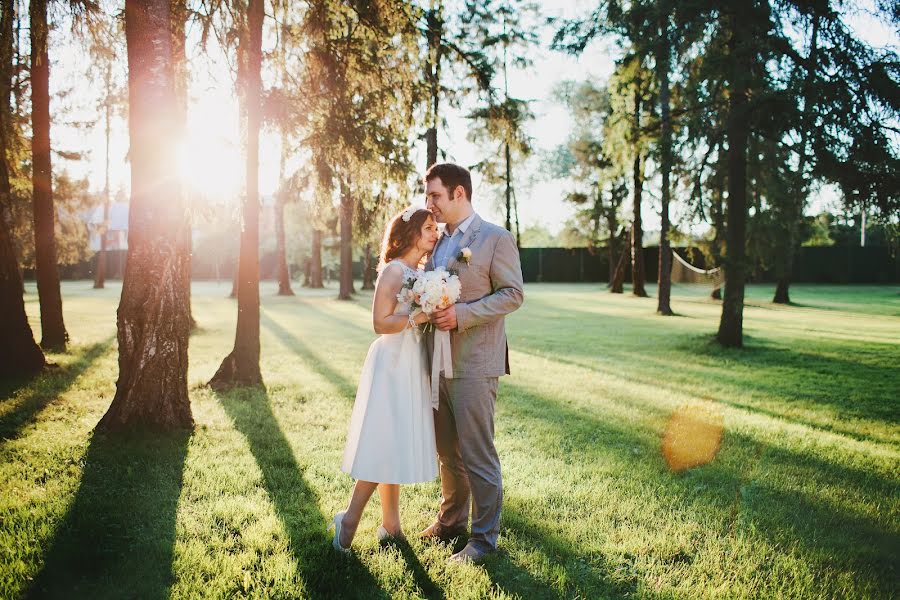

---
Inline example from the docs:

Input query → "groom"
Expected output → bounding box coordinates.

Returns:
[422,162,525,563]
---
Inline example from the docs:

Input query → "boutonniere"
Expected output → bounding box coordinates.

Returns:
[457,247,472,264]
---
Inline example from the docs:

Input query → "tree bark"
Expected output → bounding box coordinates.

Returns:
[209,0,264,389]
[709,162,725,300]
[94,62,112,290]
[630,83,647,298]
[30,0,67,351]
[307,228,323,288]
[171,0,196,329]
[362,241,375,290]
[275,187,294,295]
[97,0,192,431]
[610,229,628,293]
[275,131,293,296]
[656,10,673,315]
[504,142,512,232]
[1,0,45,375]
[338,180,354,300]
[716,6,749,348]
[424,7,442,168]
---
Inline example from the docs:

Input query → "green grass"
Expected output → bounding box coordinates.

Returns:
[2,280,898,599]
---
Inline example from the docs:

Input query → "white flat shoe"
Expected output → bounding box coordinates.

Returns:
[331,511,351,554]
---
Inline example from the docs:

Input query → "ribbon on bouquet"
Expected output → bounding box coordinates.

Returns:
[430,328,453,410]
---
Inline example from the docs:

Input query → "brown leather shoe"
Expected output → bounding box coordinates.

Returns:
[418,522,467,543]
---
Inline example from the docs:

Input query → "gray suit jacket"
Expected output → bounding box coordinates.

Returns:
[427,214,525,378]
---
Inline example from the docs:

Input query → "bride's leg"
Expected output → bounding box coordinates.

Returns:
[341,480,378,546]
[377,483,402,536]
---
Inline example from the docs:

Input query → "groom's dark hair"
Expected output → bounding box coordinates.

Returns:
[425,162,472,203]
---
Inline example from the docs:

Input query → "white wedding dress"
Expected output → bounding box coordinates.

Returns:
[341,260,439,484]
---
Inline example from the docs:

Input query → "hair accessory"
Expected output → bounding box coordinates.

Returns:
[401,206,416,222]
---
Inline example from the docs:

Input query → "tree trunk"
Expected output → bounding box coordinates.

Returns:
[630,84,647,298]
[362,241,375,290]
[97,0,192,431]
[716,7,749,348]
[656,11,673,315]
[209,0,264,389]
[424,7,442,168]
[504,142,512,232]
[773,218,796,304]
[275,191,293,295]
[774,10,818,305]
[610,229,628,294]
[1,0,45,376]
[275,133,294,296]
[709,164,725,300]
[338,181,354,300]
[30,0,67,351]
[307,228,323,288]
[94,62,112,290]
[171,0,195,330]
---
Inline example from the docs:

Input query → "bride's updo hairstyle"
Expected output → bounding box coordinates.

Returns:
[378,207,434,272]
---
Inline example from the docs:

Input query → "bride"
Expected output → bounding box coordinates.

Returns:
[332,207,440,552]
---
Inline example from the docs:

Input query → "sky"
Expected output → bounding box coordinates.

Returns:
[50,0,898,237]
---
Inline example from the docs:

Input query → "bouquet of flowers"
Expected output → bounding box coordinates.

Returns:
[396,267,461,408]
[396,267,461,324]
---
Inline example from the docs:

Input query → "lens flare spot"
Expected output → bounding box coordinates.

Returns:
[662,404,724,472]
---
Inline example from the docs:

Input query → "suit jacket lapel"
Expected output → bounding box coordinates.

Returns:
[447,214,482,272]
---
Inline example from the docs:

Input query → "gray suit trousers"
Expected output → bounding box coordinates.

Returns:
[434,375,501,551]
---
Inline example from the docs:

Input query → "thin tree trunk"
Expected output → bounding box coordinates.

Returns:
[610,229,628,293]
[275,131,294,296]
[1,0,44,375]
[209,0,264,389]
[30,0,67,350]
[709,165,725,300]
[275,189,294,295]
[774,10,818,305]
[630,83,647,298]
[94,62,112,290]
[504,142,512,232]
[716,7,749,348]
[307,228,323,288]
[97,0,191,431]
[424,7,442,168]
[171,0,195,329]
[338,180,354,300]
[656,10,673,315]
[362,241,375,290]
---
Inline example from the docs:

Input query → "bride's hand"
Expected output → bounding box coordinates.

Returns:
[412,311,430,325]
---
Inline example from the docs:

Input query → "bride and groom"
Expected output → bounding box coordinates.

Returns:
[333,162,525,564]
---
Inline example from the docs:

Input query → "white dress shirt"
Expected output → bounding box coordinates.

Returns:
[433,212,477,269]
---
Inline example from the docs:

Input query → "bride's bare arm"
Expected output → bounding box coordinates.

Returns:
[373,264,429,334]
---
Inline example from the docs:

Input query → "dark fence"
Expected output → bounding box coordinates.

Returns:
[40,245,898,284]
[518,246,898,284]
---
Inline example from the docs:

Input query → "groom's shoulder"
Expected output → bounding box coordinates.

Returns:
[477,218,514,242]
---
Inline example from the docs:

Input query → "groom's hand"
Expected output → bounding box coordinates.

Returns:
[433,306,457,331]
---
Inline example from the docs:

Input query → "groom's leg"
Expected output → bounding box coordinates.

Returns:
[453,377,501,551]
[434,375,470,532]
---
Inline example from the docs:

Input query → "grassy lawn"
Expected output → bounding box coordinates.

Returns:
[2,280,898,599]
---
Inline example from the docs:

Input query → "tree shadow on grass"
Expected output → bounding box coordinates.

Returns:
[500,379,899,597]
[1,338,114,442]
[381,538,445,600]
[28,429,190,599]
[215,387,387,598]
[259,309,358,400]
[484,497,645,600]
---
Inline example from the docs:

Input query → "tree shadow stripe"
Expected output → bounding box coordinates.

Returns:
[214,387,387,598]
[1,338,116,442]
